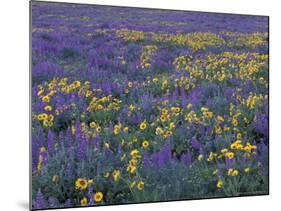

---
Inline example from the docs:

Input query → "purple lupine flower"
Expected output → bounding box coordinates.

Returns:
[34,190,47,209]
[180,86,187,108]
[48,197,59,208]
[66,126,73,148]
[59,131,65,150]
[181,152,192,166]
[191,136,201,150]
[152,142,172,168]
[64,199,73,208]
[143,153,151,168]
[77,136,87,162]
[32,134,39,172]
[47,130,55,154]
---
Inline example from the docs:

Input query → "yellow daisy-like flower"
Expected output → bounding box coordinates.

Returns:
[160,115,167,122]
[112,169,121,181]
[232,169,239,176]
[236,133,242,140]
[75,178,88,190]
[244,167,250,173]
[37,114,43,121]
[96,126,101,133]
[198,154,203,161]
[42,95,50,103]
[52,175,60,183]
[80,197,88,206]
[41,113,48,120]
[73,80,81,88]
[114,127,119,135]
[85,90,92,98]
[93,192,103,202]
[142,140,149,149]
[137,181,144,190]
[103,172,110,178]
[128,81,133,88]
[227,168,234,176]
[217,179,223,189]
[139,121,147,130]
[44,105,52,111]
[43,120,50,127]
[232,118,238,126]
[155,127,164,135]
[162,108,168,115]
[216,115,224,123]
[220,148,228,154]
[152,77,158,83]
[89,122,96,128]
[226,152,234,159]
[130,149,141,159]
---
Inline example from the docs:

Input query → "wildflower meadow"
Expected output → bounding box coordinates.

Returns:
[31,2,269,210]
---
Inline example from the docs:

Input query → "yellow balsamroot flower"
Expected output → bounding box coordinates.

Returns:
[217,179,223,189]
[42,95,50,103]
[232,169,239,176]
[104,143,110,149]
[130,181,136,188]
[207,152,214,162]
[198,154,203,161]
[40,113,48,120]
[90,122,96,128]
[128,81,133,88]
[93,192,103,202]
[112,169,121,181]
[160,115,167,122]
[52,175,60,183]
[127,164,137,174]
[123,127,129,133]
[155,127,164,135]
[201,107,209,112]
[85,90,92,98]
[37,114,44,121]
[142,140,149,149]
[88,179,94,184]
[215,125,222,134]
[162,108,168,115]
[96,126,101,133]
[130,149,141,159]
[80,197,88,206]
[221,148,228,154]
[230,143,238,150]
[153,77,159,82]
[244,167,250,173]
[236,133,242,140]
[205,111,213,119]
[213,169,218,175]
[232,118,238,126]
[129,104,135,111]
[226,152,234,159]
[227,168,234,176]
[139,121,147,130]
[103,172,110,178]
[137,181,144,190]
[75,178,88,190]
[44,105,52,111]
[228,168,239,177]
[48,114,54,122]
[43,120,50,127]
[73,80,81,88]
[113,127,119,135]
[216,115,224,123]
[162,80,168,89]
